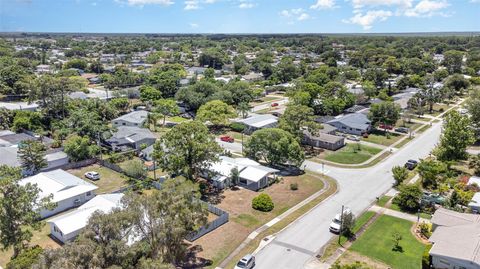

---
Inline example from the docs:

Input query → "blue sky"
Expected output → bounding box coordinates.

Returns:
[0,0,479,33]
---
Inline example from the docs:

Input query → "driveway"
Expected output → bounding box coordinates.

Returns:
[216,138,243,154]
[251,121,442,269]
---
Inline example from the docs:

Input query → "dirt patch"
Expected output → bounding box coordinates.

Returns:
[338,250,391,269]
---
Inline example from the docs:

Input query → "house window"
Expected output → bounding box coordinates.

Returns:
[439,260,450,266]
[239,178,247,184]
[86,191,91,196]
[122,123,126,126]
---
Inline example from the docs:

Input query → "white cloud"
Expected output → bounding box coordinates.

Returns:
[470,0,480,3]
[280,8,310,22]
[404,0,449,17]
[189,23,199,28]
[118,0,174,6]
[238,0,255,9]
[310,0,336,10]
[343,9,393,30]
[184,0,216,10]
[298,13,311,21]
[350,0,413,9]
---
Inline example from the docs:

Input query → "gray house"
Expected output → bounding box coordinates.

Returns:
[302,130,345,151]
[429,208,480,269]
[112,110,149,127]
[326,113,371,136]
[106,126,156,151]
[235,114,278,135]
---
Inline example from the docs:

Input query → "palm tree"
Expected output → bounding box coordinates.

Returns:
[237,102,250,119]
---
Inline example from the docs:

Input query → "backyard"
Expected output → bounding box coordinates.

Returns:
[322,143,382,164]
[345,215,427,269]
[193,173,326,267]
[68,164,129,194]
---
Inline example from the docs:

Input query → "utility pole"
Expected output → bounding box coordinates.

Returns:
[338,205,344,244]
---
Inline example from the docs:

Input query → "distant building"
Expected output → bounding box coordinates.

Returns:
[112,110,149,127]
[19,170,98,218]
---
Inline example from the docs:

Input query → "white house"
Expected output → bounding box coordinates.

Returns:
[112,110,149,127]
[202,156,279,191]
[48,194,124,243]
[19,170,98,218]
[235,114,278,135]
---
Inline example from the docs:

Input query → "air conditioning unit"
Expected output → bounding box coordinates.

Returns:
[73,199,81,206]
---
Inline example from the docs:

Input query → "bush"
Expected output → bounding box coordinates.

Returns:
[419,222,432,238]
[290,183,298,190]
[422,244,432,269]
[123,159,147,179]
[230,122,246,132]
[252,193,274,212]
[7,245,43,269]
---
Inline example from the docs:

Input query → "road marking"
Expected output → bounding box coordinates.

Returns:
[272,240,316,256]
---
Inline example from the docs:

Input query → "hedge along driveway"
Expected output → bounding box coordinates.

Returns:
[349,215,426,269]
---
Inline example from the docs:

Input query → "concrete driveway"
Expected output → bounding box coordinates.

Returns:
[251,121,442,269]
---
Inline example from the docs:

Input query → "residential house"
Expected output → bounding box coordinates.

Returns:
[241,72,264,82]
[326,113,371,136]
[469,192,480,213]
[235,114,278,134]
[429,208,480,269]
[48,194,124,243]
[19,169,98,218]
[0,101,39,111]
[105,126,156,151]
[202,156,279,191]
[302,128,345,151]
[112,110,149,127]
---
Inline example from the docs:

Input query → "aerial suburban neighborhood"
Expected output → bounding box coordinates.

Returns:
[0,1,479,269]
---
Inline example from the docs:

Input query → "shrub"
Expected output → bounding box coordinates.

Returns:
[419,222,432,238]
[7,245,43,269]
[123,159,147,179]
[230,122,246,132]
[422,244,432,269]
[290,183,298,190]
[252,193,274,212]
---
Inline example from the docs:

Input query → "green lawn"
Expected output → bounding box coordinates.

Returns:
[362,130,404,147]
[350,215,426,269]
[166,116,189,123]
[394,137,413,149]
[389,203,432,219]
[324,144,382,164]
[340,211,376,245]
[395,119,422,131]
[68,164,129,194]
[376,195,392,207]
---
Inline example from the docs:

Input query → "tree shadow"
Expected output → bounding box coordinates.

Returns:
[392,245,404,252]
[181,244,213,269]
[201,184,225,205]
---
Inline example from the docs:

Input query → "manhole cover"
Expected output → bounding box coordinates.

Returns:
[286,248,291,252]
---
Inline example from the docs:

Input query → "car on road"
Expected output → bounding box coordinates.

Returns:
[84,171,100,181]
[378,124,393,130]
[395,127,409,134]
[220,135,234,143]
[404,159,418,170]
[271,102,279,107]
[346,135,360,141]
[235,254,255,269]
[329,208,351,234]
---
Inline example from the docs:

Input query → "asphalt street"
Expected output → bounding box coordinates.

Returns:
[252,121,442,269]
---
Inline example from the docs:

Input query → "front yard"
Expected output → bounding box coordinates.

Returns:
[193,173,326,267]
[344,215,426,269]
[362,130,404,147]
[68,164,129,194]
[322,143,382,164]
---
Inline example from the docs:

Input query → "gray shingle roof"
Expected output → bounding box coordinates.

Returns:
[113,110,149,125]
[327,113,371,130]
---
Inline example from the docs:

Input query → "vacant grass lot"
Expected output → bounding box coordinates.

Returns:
[324,144,382,164]
[195,173,326,267]
[362,130,404,147]
[350,215,426,269]
[68,164,129,194]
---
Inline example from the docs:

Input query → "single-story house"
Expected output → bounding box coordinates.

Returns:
[140,144,154,161]
[241,73,264,82]
[429,208,480,269]
[19,169,98,218]
[302,130,345,151]
[48,193,123,243]
[235,114,278,135]
[326,113,371,136]
[105,126,156,151]
[469,192,480,213]
[112,110,149,127]
[202,156,279,191]
[0,101,39,111]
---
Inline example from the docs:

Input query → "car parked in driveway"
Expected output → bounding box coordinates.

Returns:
[404,159,418,170]
[422,191,446,205]
[395,127,409,134]
[378,124,393,130]
[84,171,100,180]
[347,135,360,141]
[220,135,234,143]
[235,254,255,269]
[270,102,279,107]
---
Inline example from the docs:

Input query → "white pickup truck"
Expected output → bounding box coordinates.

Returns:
[329,208,351,234]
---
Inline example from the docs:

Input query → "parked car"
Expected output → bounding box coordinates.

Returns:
[395,127,409,134]
[220,135,234,143]
[422,192,446,205]
[378,124,393,130]
[235,254,255,269]
[347,135,360,141]
[329,208,351,234]
[271,102,279,107]
[84,171,100,181]
[404,159,418,170]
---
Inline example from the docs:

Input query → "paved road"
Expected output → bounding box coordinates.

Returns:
[251,97,289,112]
[252,121,442,269]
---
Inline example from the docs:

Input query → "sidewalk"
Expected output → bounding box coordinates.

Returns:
[216,175,333,269]
[370,205,430,223]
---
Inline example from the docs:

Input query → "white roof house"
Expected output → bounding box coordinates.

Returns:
[203,156,279,191]
[469,192,480,213]
[48,193,124,243]
[235,114,278,134]
[19,169,98,218]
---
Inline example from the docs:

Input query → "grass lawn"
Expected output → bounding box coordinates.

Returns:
[376,195,392,207]
[324,144,382,164]
[166,116,189,123]
[362,130,404,147]
[195,173,326,267]
[68,164,129,194]
[415,124,431,133]
[349,215,426,269]
[395,119,422,131]
[0,222,60,267]
[388,203,432,220]
[394,137,413,149]
[426,103,451,116]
